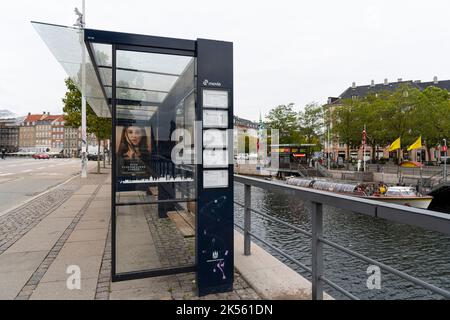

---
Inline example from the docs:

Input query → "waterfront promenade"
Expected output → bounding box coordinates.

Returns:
[0,165,313,300]
[4,162,447,300]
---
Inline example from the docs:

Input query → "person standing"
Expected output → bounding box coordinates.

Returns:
[1,147,6,160]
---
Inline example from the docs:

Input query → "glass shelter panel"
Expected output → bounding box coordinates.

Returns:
[31,22,111,117]
[114,48,197,275]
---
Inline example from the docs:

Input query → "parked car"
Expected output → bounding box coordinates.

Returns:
[87,153,104,161]
[32,153,50,160]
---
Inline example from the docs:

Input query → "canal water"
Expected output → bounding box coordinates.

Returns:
[234,183,450,300]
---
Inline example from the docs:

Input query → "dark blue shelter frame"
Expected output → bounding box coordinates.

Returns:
[83,29,234,296]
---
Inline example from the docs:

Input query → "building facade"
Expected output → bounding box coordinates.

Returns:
[19,113,41,153]
[19,112,64,153]
[0,118,20,152]
[233,116,259,156]
[35,116,53,153]
[63,126,81,157]
[51,115,65,152]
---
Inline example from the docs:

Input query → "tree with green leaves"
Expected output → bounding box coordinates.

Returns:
[265,103,302,144]
[62,78,111,174]
[331,83,450,164]
[331,98,362,161]
[298,102,324,151]
[413,86,450,160]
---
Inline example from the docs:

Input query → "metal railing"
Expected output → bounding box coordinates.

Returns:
[316,162,333,178]
[234,174,450,300]
[366,164,442,176]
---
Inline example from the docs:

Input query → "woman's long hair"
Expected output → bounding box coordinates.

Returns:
[118,126,150,162]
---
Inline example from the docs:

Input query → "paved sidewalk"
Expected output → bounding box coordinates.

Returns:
[0,165,260,300]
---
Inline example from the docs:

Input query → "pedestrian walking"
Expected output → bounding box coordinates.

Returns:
[1,147,6,160]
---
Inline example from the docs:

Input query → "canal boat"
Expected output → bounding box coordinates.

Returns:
[363,186,433,209]
[285,178,433,209]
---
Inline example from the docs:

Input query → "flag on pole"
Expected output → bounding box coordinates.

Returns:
[407,136,422,151]
[388,137,401,152]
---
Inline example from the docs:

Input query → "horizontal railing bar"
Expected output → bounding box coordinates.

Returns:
[319,237,450,299]
[234,175,450,236]
[234,201,312,238]
[248,231,311,274]
[319,276,359,300]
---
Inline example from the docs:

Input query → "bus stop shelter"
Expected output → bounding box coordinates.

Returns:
[33,21,234,296]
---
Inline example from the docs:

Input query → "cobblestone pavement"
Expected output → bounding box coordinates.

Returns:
[95,225,112,300]
[170,271,260,300]
[144,202,195,268]
[0,183,79,255]
[15,184,103,300]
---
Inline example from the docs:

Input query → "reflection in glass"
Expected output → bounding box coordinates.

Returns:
[116,87,167,103]
[115,50,197,274]
[117,50,193,75]
[116,69,177,96]
[98,67,112,88]
[92,43,112,66]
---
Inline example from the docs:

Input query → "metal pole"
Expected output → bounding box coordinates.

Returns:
[244,184,251,256]
[419,166,423,194]
[327,124,331,170]
[311,201,323,300]
[80,0,87,178]
[363,125,366,172]
[444,139,447,182]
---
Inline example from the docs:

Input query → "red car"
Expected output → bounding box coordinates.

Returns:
[33,153,50,159]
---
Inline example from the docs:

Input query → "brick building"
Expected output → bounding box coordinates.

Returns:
[51,115,65,152]
[19,112,65,153]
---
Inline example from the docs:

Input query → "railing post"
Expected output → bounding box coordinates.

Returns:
[311,201,323,300]
[244,183,251,256]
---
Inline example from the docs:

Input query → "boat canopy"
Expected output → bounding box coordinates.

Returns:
[286,177,357,193]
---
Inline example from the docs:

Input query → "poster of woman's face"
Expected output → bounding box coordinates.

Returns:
[116,126,151,178]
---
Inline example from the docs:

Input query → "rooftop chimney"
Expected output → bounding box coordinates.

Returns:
[384,78,388,85]
[433,76,438,84]
[28,112,31,116]
[370,80,375,87]
[352,82,356,89]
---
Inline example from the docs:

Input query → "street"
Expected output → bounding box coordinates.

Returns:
[0,158,95,214]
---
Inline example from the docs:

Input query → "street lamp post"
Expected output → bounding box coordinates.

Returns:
[75,1,87,178]
[327,124,331,170]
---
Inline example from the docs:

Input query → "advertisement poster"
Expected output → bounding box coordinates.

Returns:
[116,125,152,179]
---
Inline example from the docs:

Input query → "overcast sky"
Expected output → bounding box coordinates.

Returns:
[1,0,450,121]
